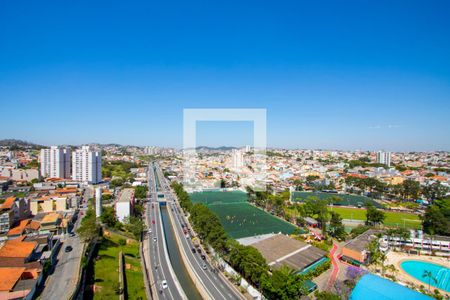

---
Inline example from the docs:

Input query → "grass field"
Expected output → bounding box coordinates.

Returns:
[292,191,382,208]
[93,232,146,299]
[329,206,422,229]
[191,191,297,239]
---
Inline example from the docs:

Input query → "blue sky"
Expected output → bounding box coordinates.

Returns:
[1,1,449,151]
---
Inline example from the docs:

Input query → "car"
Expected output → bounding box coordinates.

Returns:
[148,229,152,234]
[201,255,206,260]
[65,245,73,252]
[202,263,207,270]
[185,234,190,239]
[152,220,155,224]
[153,237,157,242]
[197,249,201,254]
[161,280,168,289]
[191,248,196,254]
[69,232,76,237]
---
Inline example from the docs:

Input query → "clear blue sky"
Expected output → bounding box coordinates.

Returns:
[1,0,449,151]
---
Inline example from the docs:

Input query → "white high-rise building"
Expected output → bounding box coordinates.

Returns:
[72,146,102,184]
[232,149,244,169]
[376,151,391,167]
[95,187,102,218]
[40,146,71,178]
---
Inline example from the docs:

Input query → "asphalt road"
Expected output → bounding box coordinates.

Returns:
[147,164,186,300]
[154,163,243,300]
[40,188,90,300]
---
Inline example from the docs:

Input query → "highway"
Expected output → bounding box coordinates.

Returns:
[153,163,244,300]
[146,165,186,300]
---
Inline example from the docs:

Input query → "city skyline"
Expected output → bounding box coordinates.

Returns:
[1,1,450,151]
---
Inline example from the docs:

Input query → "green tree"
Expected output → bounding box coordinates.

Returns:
[77,208,100,242]
[422,270,437,292]
[422,204,450,236]
[365,204,385,226]
[261,266,307,300]
[134,185,148,199]
[100,206,118,227]
[401,179,421,200]
[422,182,449,202]
[329,211,346,239]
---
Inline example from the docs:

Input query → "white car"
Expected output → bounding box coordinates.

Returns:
[153,237,157,242]
[161,280,168,289]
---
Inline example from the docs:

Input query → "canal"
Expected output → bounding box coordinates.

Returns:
[160,203,202,300]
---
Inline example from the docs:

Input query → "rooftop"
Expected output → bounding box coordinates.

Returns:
[0,267,26,292]
[118,188,135,203]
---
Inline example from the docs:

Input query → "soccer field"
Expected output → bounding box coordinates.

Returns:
[190,191,297,238]
[329,206,422,229]
[292,191,382,208]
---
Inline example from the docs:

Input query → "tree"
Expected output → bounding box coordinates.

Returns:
[134,185,148,199]
[422,204,450,236]
[101,206,118,227]
[401,179,420,200]
[124,216,145,240]
[329,211,346,239]
[315,291,341,300]
[422,182,449,202]
[261,266,307,300]
[422,270,437,292]
[77,208,100,242]
[365,204,385,226]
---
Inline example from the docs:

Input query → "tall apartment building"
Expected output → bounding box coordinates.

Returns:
[232,149,244,169]
[40,146,72,178]
[72,146,102,184]
[376,151,391,167]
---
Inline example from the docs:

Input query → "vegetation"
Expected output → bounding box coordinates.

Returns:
[365,203,385,226]
[93,232,145,299]
[422,198,450,236]
[134,185,148,199]
[102,160,139,182]
[77,208,101,242]
[261,266,307,300]
[329,206,421,229]
[328,211,346,239]
[172,182,312,297]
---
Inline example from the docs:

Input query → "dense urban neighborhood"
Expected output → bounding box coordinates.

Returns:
[0,140,448,299]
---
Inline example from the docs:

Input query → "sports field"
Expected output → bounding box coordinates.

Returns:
[190,191,297,239]
[329,206,422,229]
[292,191,382,208]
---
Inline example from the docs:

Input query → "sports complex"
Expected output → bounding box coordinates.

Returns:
[189,190,297,239]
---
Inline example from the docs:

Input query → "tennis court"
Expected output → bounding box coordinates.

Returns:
[190,191,297,238]
[291,191,382,208]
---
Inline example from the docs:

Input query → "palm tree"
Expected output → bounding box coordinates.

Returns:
[422,270,437,292]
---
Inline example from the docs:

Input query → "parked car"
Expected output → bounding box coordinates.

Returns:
[191,248,196,254]
[65,245,73,252]
[201,255,206,260]
[202,263,207,270]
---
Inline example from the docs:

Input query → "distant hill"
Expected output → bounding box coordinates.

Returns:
[0,139,44,149]
[196,146,238,151]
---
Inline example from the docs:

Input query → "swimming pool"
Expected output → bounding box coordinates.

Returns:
[350,274,432,300]
[400,260,450,292]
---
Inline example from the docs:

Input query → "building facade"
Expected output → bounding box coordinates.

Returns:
[72,146,102,184]
[40,146,71,178]
[376,151,391,167]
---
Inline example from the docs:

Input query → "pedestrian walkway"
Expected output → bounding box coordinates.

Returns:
[327,243,340,290]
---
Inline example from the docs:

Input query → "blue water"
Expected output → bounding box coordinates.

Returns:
[401,260,450,292]
[350,274,432,300]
